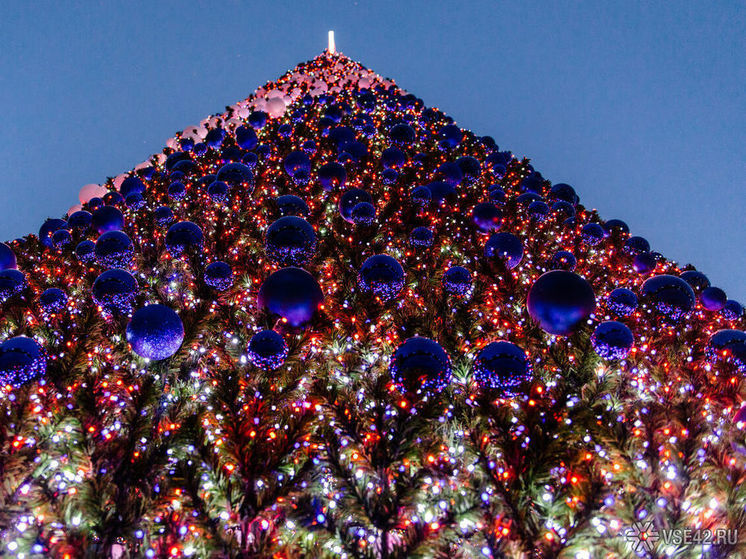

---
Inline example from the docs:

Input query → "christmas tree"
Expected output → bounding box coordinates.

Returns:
[1,40,745,559]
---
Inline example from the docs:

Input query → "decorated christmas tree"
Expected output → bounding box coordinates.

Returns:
[0,40,745,559]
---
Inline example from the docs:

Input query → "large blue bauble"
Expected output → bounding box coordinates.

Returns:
[92,269,138,313]
[0,270,26,303]
[425,181,457,203]
[103,190,124,206]
[527,201,550,221]
[95,231,134,268]
[120,175,146,197]
[207,181,229,203]
[457,156,481,183]
[68,210,93,231]
[247,330,289,370]
[389,123,416,145]
[624,236,650,256]
[359,254,405,301]
[92,206,125,234]
[382,147,407,169]
[390,337,452,395]
[410,227,434,247]
[258,267,323,327]
[484,232,523,269]
[235,125,258,150]
[351,202,376,225]
[721,300,744,321]
[437,124,462,149]
[39,219,67,247]
[679,270,710,293]
[641,275,696,321]
[318,162,347,191]
[283,151,311,183]
[527,271,596,335]
[0,243,17,270]
[165,221,204,257]
[125,193,145,211]
[472,203,502,233]
[52,229,72,249]
[442,266,472,296]
[549,183,578,205]
[706,329,746,372]
[204,261,233,291]
[205,127,225,148]
[411,185,432,207]
[216,163,253,190]
[435,161,463,186]
[0,336,46,388]
[168,181,186,200]
[265,216,317,266]
[339,189,373,223]
[126,304,185,361]
[633,252,657,274]
[275,195,309,217]
[39,288,68,313]
[603,219,629,235]
[581,223,605,246]
[548,250,577,271]
[701,286,727,311]
[607,288,638,317]
[472,341,531,393]
[75,240,96,262]
[591,321,634,360]
[154,206,174,227]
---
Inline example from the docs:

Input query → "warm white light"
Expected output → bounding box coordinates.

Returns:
[328,30,336,54]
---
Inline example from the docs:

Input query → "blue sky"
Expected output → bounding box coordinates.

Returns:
[1,1,744,298]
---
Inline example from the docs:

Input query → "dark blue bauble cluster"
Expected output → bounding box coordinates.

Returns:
[472,203,502,233]
[275,195,309,217]
[0,336,46,388]
[339,189,373,223]
[247,330,289,370]
[527,271,596,336]
[548,251,576,271]
[0,243,17,271]
[38,219,68,248]
[204,261,233,291]
[390,337,451,395]
[484,232,523,269]
[641,275,696,322]
[410,227,434,247]
[706,329,746,373]
[442,266,472,296]
[75,240,96,262]
[92,206,125,234]
[165,221,204,257]
[258,267,323,327]
[359,255,405,301]
[472,341,531,394]
[92,269,138,314]
[126,304,185,361]
[592,321,634,360]
[265,217,317,266]
[284,151,312,184]
[0,270,26,303]
[95,231,134,268]
[607,288,638,317]
[701,286,727,311]
[39,288,68,313]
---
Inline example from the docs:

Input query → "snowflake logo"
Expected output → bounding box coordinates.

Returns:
[625,521,660,552]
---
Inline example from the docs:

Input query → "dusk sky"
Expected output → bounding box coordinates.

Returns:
[2,1,744,298]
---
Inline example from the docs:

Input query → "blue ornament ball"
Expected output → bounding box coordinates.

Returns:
[207,181,229,203]
[527,201,550,222]
[581,223,605,246]
[318,162,347,191]
[92,269,138,314]
[204,261,233,291]
[0,270,26,303]
[95,231,134,268]
[0,336,46,388]
[275,195,309,217]
[442,266,472,296]
[591,321,634,360]
[410,227,434,247]
[265,216,317,266]
[411,186,432,207]
[472,341,531,393]
[527,271,596,336]
[359,255,405,301]
[624,236,650,255]
[154,206,174,227]
[216,163,254,190]
[437,124,462,150]
[707,329,746,372]
[607,288,638,317]
[484,232,523,269]
[39,288,68,313]
[339,189,373,223]
[350,202,377,225]
[165,221,204,257]
[52,229,72,249]
[75,240,96,263]
[390,337,452,395]
[120,175,146,197]
[472,203,502,233]
[701,286,727,311]
[67,210,92,231]
[633,252,657,274]
[258,267,323,327]
[283,151,312,183]
[548,251,576,271]
[389,123,416,145]
[38,219,67,248]
[126,304,185,361]
[168,181,186,200]
[247,330,289,370]
[92,206,124,234]
[641,275,696,322]
[680,270,710,293]
[721,300,744,321]
[0,243,16,271]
